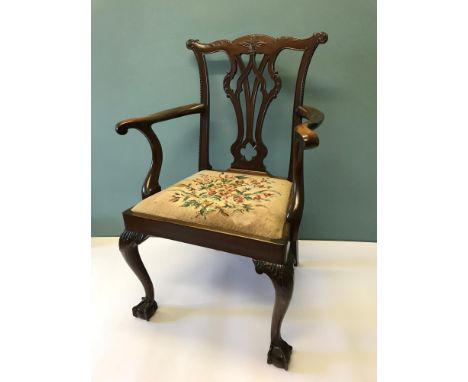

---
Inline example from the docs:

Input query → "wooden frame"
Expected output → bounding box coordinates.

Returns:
[116,33,327,370]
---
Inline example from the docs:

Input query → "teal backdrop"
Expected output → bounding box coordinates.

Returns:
[92,0,376,241]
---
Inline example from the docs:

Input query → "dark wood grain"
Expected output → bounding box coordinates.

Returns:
[116,103,206,131]
[122,208,289,264]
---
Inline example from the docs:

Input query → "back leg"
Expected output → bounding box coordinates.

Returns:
[290,224,299,267]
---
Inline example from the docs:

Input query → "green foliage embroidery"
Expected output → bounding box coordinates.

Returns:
[169,172,280,218]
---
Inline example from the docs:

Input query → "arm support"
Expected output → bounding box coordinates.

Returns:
[287,105,324,224]
[295,105,324,130]
[294,123,319,150]
[115,103,206,199]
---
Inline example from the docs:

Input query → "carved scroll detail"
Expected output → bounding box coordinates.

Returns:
[237,34,266,53]
[253,259,288,286]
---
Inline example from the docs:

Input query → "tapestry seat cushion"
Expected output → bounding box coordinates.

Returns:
[130,170,292,240]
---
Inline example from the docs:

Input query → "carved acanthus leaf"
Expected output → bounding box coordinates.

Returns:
[238,35,266,53]
[119,231,148,246]
[253,259,287,285]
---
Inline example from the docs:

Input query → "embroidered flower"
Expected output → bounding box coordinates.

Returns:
[170,172,280,218]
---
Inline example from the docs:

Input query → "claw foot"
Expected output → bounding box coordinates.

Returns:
[132,297,158,321]
[267,339,293,370]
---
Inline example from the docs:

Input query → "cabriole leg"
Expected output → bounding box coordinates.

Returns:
[253,254,294,370]
[119,230,158,320]
[290,225,299,267]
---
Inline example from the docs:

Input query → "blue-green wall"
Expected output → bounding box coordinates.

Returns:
[92,0,376,241]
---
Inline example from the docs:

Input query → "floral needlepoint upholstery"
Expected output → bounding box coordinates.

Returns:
[131,170,292,239]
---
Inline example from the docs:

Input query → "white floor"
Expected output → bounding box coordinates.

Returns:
[92,238,376,382]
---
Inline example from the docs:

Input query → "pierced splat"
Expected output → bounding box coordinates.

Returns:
[240,142,257,161]
[223,50,281,171]
[187,33,328,174]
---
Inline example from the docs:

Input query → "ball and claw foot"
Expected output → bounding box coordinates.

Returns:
[267,339,293,370]
[132,297,158,321]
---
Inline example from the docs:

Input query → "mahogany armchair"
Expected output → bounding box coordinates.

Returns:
[116,33,327,370]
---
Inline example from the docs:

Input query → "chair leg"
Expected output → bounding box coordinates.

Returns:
[119,230,158,321]
[290,225,299,267]
[253,255,294,370]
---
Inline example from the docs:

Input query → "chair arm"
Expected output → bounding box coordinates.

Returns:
[115,102,206,199]
[286,109,324,223]
[116,103,206,134]
[295,105,324,130]
[294,123,319,150]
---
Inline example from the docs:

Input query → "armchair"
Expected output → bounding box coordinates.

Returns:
[116,33,327,370]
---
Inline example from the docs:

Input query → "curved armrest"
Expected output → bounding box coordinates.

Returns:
[295,123,319,150]
[296,105,324,129]
[116,103,206,134]
[115,102,205,199]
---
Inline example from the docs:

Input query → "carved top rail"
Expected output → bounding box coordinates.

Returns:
[186,33,328,55]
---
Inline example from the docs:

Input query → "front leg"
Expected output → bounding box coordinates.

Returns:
[253,254,294,370]
[119,230,158,320]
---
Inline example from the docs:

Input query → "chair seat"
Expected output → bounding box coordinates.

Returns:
[131,170,292,240]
